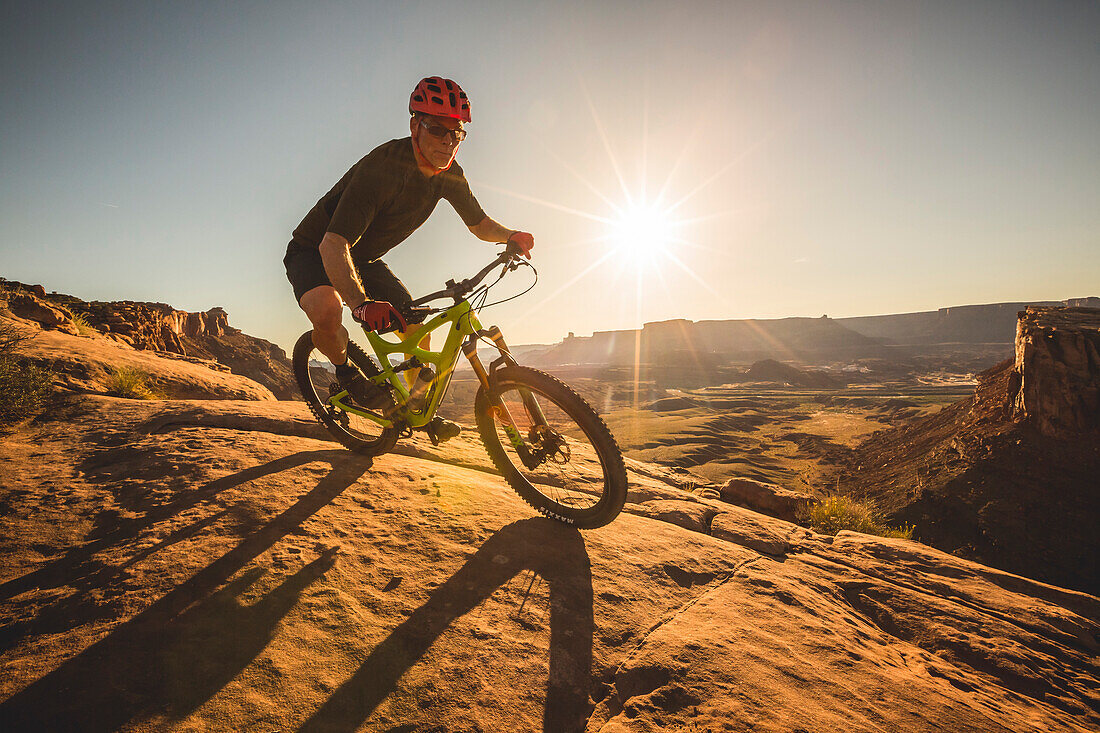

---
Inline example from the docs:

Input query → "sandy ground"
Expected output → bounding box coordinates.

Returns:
[0,396,1097,732]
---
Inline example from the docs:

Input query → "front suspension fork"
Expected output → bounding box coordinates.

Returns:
[463,331,548,469]
[484,326,549,428]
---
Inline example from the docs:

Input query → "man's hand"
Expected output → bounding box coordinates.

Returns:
[506,231,535,259]
[352,300,407,332]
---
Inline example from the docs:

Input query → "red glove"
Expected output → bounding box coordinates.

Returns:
[506,230,534,259]
[351,300,407,332]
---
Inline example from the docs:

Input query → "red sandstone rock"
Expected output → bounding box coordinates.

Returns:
[718,477,814,522]
[4,292,77,334]
[1012,306,1100,435]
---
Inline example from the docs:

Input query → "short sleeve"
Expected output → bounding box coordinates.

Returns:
[326,158,392,245]
[441,163,487,227]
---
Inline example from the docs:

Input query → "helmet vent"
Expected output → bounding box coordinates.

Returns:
[409,76,471,122]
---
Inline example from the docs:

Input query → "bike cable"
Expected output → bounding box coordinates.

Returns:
[475,260,538,311]
[454,258,538,352]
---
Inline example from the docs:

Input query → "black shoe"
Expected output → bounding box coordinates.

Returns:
[424,417,461,445]
[334,362,391,410]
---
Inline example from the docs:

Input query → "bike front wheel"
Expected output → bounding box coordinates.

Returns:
[292,331,399,456]
[474,365,627,529]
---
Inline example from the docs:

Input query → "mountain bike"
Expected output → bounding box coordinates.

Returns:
[291,248,627,528]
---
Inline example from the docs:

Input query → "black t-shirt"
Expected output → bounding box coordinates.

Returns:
[290,137,486,264]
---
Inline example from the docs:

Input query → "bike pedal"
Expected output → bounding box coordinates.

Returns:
[425,417,461,445]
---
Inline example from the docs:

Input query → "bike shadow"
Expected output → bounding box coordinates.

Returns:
[298,517,594,733]
[0,448,370,732]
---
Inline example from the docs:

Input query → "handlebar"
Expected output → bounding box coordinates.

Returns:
[407,247,524,311]
[364,246,528,334]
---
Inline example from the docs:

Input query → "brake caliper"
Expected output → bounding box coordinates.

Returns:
[528,425,569,466]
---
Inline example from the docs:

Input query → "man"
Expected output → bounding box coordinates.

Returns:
[284,76,533,440]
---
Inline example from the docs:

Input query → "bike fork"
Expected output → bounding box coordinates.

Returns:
[485,327,550,428]
[463,336,534,458]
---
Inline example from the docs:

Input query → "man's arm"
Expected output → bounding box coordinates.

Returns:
[318,232,368,308]
[468,216,515,243]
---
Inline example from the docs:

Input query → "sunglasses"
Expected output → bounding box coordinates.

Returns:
[418,117,467,143]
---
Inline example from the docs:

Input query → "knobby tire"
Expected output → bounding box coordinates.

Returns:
[474,365,627,529]
[292,330,398,456]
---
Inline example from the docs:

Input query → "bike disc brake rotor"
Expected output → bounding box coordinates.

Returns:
[529,424,570,464]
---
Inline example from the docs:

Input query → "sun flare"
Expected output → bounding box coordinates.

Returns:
[607,202,677,266]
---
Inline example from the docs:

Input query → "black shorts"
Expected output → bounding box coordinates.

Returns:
[283,241,412,308]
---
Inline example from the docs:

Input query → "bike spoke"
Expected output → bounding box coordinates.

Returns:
[491,387,606,512]
[303,346,391,443]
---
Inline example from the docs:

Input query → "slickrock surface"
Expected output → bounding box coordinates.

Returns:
[1,397,1096,732]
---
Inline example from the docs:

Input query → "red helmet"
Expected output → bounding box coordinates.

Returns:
[409,76,471,122]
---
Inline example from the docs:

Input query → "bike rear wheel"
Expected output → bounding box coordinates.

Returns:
[474,365,627,529]
[292,331,399,456]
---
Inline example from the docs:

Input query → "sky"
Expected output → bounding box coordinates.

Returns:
[1,0,1097,353]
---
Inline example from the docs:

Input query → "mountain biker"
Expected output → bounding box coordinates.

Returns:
[284,76,534,441]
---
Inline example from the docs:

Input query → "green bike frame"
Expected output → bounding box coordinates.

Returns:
[329,299,482,429]
[327,296,549,461]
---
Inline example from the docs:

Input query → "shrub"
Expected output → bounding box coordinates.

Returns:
[106,366,164,399]
[70,312,98,336]
[0,357,52,423]
[0,321,52,423]
[807,495,914,540]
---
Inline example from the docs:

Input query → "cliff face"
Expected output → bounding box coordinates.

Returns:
[535,298,1100,370]
[538,316,885,367]
[1011,306,1100,436]
[837,297,1100,345]
[1,279,297,399]
[833,307,1100,593]
[77,300,229,353]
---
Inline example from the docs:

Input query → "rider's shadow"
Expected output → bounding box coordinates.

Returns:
[299,518,594,733]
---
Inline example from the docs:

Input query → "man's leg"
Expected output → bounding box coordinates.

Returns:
[357,259,422,383]
[299,285,348,364]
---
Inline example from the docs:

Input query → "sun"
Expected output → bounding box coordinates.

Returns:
[607,201,677,267]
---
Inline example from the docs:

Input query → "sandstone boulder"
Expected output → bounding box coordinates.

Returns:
[4,292,77,334]
[4,313,276,401]
[709,504,808,555]
[718,476,813,522]
[635,499,716,533]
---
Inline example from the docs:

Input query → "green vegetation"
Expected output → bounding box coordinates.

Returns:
[807,495,914,540]
[0,321,52,423]
[70,311,98,336]
[106,366,164,400]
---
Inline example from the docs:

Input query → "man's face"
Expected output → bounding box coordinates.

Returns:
[412,114,465,169]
